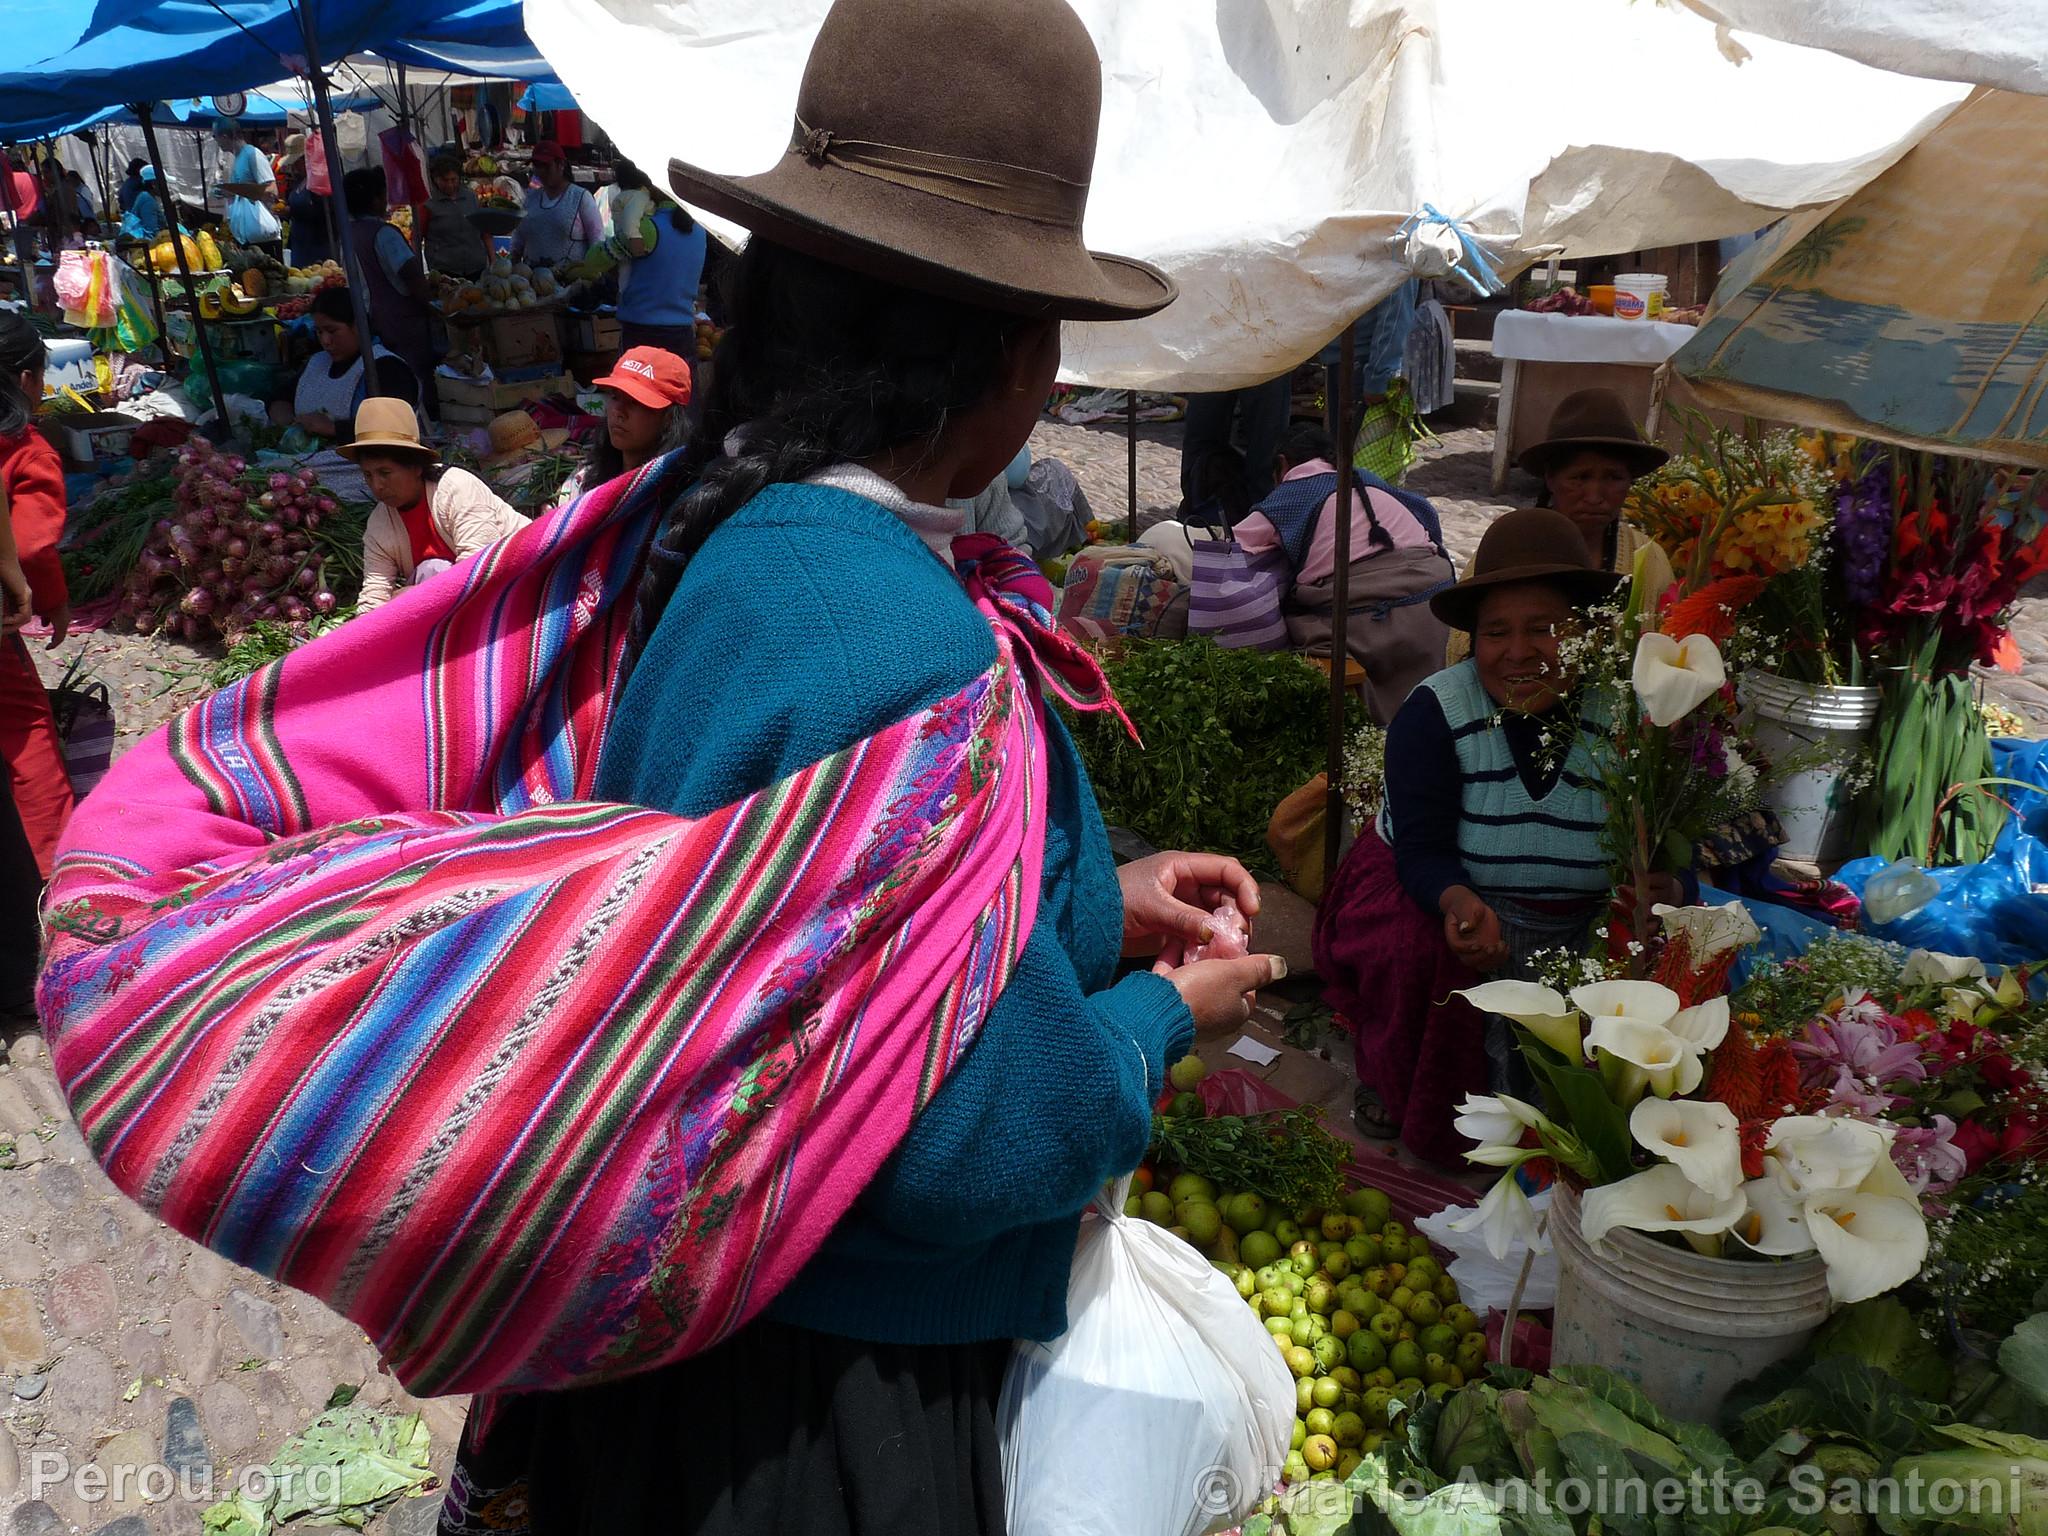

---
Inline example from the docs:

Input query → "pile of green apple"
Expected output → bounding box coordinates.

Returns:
[1126,1175,1489,1486]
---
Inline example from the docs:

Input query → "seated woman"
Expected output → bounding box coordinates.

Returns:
[1237,423,1455,724]
[118,166,165,244]
[550,345,693,507]
[1447,388,1670,663]
[1312,508,1686,1161]
[286,287,421,444]
[338,398,526,611]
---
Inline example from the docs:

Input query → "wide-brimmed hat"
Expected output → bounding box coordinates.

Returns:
[594,346,692,410]
[482,409,570,466]
[666,0,1174,321]
[337,397,436,463]
[1431,507,1623,631]
[282,133,307,167]
[1517,388,1671,480]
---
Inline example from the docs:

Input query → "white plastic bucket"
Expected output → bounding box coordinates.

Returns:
[1740,671,1884,865]
[1549,1182,1832,1421]
[1612,273,1669,321]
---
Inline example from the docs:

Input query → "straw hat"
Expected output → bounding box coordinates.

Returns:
[282,133,307,168]
[1430,508,1622,631]
[666,0,1174,321]
[1517,388,1671,480]
[337,398,436,463]
[483,409,569,466]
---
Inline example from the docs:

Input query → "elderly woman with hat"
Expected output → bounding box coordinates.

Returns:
[340,398,525,611]
[1313,507,1688,1159]
[1447,387,1671,663]
[438,0,1285,1530]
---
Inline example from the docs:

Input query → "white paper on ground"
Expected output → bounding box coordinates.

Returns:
[1225,1035,1282,1068]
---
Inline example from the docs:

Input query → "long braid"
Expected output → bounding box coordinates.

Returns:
[621,239,1030,676]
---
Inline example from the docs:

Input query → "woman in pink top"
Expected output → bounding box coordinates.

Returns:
[1236,425,1454,722]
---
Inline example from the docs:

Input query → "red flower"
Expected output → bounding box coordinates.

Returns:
[1952,1118,2001,1173]
[1980,1053,2031,1094]
[1737,1120,1771,1181]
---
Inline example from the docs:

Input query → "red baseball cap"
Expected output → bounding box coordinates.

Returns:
[594,346,693,409]
[531,141,566,165]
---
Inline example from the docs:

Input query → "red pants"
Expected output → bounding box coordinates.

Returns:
[0,635,74,878]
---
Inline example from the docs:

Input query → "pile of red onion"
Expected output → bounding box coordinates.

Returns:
[117,437,340,642]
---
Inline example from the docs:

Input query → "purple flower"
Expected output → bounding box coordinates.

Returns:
[1834,467,1893,607]
[1892,1115,1969,1196]
[1793,1007,1927,1108]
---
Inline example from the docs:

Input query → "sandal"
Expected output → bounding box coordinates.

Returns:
[1353,1083,1398,1140]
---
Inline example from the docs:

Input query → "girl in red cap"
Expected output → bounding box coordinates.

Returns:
[552,346,694,506]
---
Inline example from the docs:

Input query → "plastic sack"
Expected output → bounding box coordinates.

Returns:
[228,197,281,245]
[1415,1186,1559,1315]
[999,1178,1293,1536]
[1188,535,1289,650]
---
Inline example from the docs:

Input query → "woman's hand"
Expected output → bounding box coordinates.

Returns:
[41,600,70,648]
[297,411,336,438]
[1117,850,1261,960]
[1166,953,1288,1039]
[0,555,28,634]
[1441,885,1508,973]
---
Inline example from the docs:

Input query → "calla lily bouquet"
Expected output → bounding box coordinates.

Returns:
[1447,909,1931,1308]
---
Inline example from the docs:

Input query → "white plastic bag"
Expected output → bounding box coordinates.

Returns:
[999,1177,1295,1536]
[1415,1187,1559,1314]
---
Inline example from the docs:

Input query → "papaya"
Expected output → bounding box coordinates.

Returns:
[198,290,224,320]
[221,286,261,317]
[197,230,224,270]
[237,268,267,298]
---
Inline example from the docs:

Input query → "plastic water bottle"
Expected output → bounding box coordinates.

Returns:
[1863,859,1939,925]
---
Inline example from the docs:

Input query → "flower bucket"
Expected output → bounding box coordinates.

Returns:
[1739,671,1883,865]
[1549,1182,1832,1422]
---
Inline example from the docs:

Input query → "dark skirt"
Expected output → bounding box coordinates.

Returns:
[439,1320,1011,1536]
[1311,826,1487,1166]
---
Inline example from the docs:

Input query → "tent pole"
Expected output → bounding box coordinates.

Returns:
[1125,390,1138,542]
[395,60,423,276]
[137,104,235,441]
[1322,324,1356,884]
[195,129,210,219]
[296,9,379,399]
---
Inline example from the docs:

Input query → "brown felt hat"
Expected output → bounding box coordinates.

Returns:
[667,0,1176,321]
[1431,507,1622,632]
[1517,387,1671,480]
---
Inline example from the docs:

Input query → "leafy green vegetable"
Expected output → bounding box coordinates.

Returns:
[1147,1106,1349,1211]
[2001,1316,2048,1412]
[1436,1384,1521,1486]
[209,609,355,688]
[1737,1359,1944,1465]
[1062,638,1361,876]
[1811,1299,1954,1405]
[59,472,179,601]
[201,1404,433,1534]
[1883,1423,2048,1536]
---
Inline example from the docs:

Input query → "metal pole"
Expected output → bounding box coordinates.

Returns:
[195,129,210,220]
[295,8,379,394]
[1322,324,1357,882]
[395,60,424,276]
[1124,390,1139,542]
[136,105,235,438]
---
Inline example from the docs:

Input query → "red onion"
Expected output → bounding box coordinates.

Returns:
[269,473,291,492]
[257,521,283,541]
[281,598,308,622]
[293,567,317,591]
[315,496,336,515]
[224,537,248,560]
[311,590,338,614]
[181,589,214,617]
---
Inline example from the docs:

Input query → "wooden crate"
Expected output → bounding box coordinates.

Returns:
[437,371,575,427]
[482,311,564,370]
[571,314,621,352]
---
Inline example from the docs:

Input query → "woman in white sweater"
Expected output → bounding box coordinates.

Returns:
[338,398,528,610]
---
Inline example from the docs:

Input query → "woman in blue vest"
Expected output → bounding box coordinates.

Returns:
[1311,508,1687,1158]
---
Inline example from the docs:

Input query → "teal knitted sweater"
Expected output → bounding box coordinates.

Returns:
[596,481,1196,1346]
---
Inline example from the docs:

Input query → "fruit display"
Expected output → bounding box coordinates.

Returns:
[282,262,346,297]
[113,438,359,642]
[1138,1056,1489,1489]
[441,256,564,315]
[143,234,210,274]
[695,316,722,362]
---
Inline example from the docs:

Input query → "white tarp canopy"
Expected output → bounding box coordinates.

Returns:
[1674,1,2048,98]
[526,0,1967,391]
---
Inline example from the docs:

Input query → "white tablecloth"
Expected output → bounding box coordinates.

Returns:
[1491,310,1696,366]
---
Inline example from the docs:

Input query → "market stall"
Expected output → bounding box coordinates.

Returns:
[1488,308,1699,490]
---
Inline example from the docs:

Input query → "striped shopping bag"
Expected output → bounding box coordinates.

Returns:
[1189,536,1289,649]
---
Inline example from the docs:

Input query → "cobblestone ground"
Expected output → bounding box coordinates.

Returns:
[8,417,2047,1535]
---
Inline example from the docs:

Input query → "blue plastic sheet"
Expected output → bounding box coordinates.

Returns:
[1834,738,2048,968]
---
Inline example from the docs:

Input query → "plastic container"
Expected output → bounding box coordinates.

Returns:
[1612,272,1669,321]
[1863,858,1940,924]
[1549,1182,1832,1421]
[1740,671,1884,864]
[1588,284,1616,316]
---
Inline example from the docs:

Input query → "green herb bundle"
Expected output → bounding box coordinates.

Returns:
[1148,1106,1349,1212]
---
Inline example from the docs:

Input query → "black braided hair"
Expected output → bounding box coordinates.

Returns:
[0,312,47,441]
[623,237,1036,670]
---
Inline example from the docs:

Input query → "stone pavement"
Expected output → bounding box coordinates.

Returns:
[8,414,2047,1536]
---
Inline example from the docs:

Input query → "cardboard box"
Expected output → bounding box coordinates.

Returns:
[50,411,144,466]
[481,310,564,370]
[571,314,621,352]
[437,371,575,426]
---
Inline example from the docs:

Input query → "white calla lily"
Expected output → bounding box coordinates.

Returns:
[1581,1164,1746,1246]
[1584,1014,1694,1101]
[1630,1098,1743,1200]
[1447,1175,1547,1262]
[1570,979,1681,1031]
[1632,631,1727,727]
[1458,980,1582,1058]
[1732,1174,1816,1256]
[1765,1115,1889,1197]
[1804,1191,1930,1304]
[1651,902,1762,960]
[1900,949,1987,988]
[1452,1092,1544,1154]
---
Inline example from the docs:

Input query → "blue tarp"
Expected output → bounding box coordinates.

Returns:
[517,83,578,113]
[0,0,549,143]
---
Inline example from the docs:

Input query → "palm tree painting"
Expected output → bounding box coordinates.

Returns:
[1704,215,1869,370]
[1952,252,2048,441]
